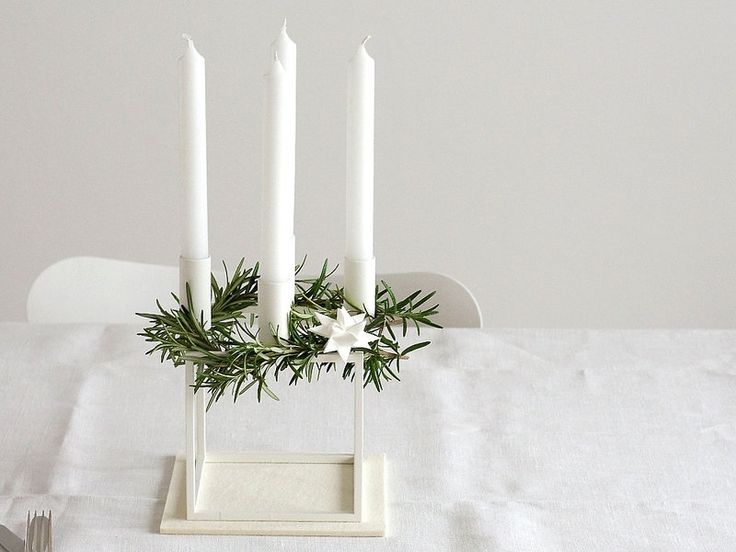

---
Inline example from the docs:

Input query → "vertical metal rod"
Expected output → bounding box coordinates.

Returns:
[185,359,197,518]
[353,352,365,520]
[195,370,206,485]
[180,255,211,519]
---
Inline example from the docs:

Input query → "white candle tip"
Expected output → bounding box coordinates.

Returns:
[181,33,202,57]
[278,18,294,44]
[352,35,372,60]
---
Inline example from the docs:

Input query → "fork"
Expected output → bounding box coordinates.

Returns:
[24,511,51,552]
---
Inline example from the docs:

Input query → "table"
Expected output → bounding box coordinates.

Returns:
[1,324,735,551]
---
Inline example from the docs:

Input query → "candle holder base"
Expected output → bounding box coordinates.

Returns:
[159,453,386,536]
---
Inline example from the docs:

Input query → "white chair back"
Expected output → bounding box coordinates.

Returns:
[27,257,482,327]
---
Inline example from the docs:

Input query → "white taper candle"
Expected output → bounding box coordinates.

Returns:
[259,51,293,341]
[345,36,376,314]
[179,35,209,260]
[261,53,290,282]
[178,36,210,471]
[271,19,296,234]
[270,20,297,300]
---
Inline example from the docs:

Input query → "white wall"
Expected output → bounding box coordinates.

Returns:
[1,1,735,327]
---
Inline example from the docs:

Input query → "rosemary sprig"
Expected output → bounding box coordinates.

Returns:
[137,258,440,407]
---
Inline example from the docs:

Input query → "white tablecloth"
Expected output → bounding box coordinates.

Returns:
[1,324,735,551]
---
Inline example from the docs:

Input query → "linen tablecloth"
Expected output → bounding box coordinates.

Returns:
[1,323,735,551]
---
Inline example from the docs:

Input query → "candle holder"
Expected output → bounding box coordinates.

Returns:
[138,258,440,536]
[160,351,383,536]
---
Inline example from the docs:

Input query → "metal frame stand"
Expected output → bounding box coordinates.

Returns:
[159,257,385,536]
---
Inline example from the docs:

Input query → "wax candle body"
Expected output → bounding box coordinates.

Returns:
[344,38,376,314]
[346,39,375,262]
[259,55,292,341]
[179,36,209,260]
[271,21,296,233]
[261,56,291,282]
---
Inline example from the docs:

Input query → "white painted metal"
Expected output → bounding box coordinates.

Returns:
[184,361,198,518]
[353,351,364,520]
[180,351,365,523]
[26,256,482,327]
[179,256,211,520]
[204,452,355,464]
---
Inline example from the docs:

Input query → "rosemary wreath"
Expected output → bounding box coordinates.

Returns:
[137,258,440,407]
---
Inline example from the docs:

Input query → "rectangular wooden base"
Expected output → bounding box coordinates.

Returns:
[160,454,386,536]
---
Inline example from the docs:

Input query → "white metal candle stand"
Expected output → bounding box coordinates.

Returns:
[160,257,386,537]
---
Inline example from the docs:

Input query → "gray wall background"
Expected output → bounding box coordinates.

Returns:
[1,1,735,326]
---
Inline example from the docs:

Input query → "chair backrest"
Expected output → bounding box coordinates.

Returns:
[27,257,482,327]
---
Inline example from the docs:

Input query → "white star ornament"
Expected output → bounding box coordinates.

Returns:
[309,307,378,363]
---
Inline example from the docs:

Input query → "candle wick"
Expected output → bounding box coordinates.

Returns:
[361,35,371,46]
[182,33,192,43]
[281,17,287,32]
[273,50,280,63]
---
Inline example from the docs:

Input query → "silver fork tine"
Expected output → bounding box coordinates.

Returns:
[24,509,52,552]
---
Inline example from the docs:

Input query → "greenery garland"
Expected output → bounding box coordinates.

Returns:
[137,258,440,407]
